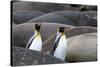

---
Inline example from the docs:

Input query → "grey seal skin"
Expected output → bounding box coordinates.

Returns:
[79,6,97,11]
[27,11,97,27]
[12,46,65,66]
[12,2,37,11]
[83,11,97,19]
[69,4,97,11]
[66,33,97,62]
[12,22,74,47]
[42,33,97,62]
[12,1,79,13]
[12,10,45,24]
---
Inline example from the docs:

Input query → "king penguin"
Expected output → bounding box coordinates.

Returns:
[51,27,68,60]
[26,23,42,51]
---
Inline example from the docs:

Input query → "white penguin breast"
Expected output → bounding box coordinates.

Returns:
[29,35,42,51]
[54,35,67,60]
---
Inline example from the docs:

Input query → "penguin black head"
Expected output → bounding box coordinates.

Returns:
[35,23,41,32]
[58,27,65,33]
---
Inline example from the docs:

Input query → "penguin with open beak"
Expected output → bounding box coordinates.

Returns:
[51,27,68,60]
[26,23,42,52]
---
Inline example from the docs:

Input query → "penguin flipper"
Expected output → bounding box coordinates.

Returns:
[51,37,60,55]
[26,35,36,48]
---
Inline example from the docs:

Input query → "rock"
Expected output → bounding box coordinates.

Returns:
[66,33,97,62]
[12,22,74,47]
[27,11,97,27]
[12,10,45,24]
[12,46,65,66]
[42,26,97,54]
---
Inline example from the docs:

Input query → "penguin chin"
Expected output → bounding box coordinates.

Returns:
[35,30,39,33]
